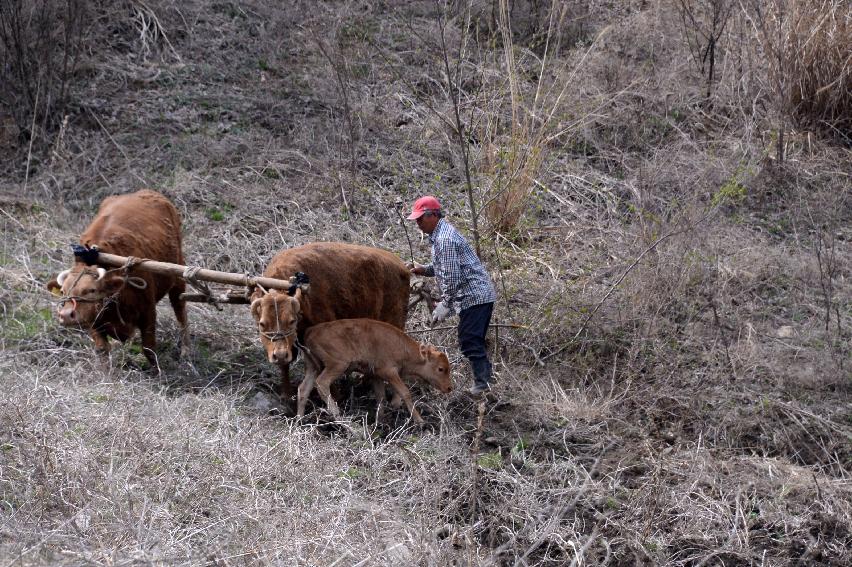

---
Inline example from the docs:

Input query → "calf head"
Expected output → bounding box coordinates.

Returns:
[251,288,302,365]
[47,266,124,327]
[416,344,453,393]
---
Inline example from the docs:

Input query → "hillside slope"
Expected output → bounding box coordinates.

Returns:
[1,1,849,565]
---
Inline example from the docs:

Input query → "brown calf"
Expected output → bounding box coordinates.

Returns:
[298,318,452,423]
[46,190,189,367]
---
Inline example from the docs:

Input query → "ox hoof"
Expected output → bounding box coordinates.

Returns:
[247,391,289,415]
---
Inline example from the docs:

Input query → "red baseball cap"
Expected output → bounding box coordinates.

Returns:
[407,196,442,220]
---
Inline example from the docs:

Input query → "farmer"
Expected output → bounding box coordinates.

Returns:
[406,196,497,395]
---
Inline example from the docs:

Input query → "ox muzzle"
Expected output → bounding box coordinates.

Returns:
[261,329,297,364]
[55,267,106,325]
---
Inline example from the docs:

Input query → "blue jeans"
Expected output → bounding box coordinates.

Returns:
[458,302,494,388]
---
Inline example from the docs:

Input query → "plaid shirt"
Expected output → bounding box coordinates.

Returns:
[423,219,496,313]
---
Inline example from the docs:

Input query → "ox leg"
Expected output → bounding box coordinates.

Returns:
[89,329,111,373]
[377,368,423,424]
[168,286,190,358]
[139,309,159,372]
[369,377,387,424]
[276,362,296,402]
[315,363,347,419]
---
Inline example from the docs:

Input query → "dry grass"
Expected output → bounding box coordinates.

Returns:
[746,0,852,137]
[1,1,851,565]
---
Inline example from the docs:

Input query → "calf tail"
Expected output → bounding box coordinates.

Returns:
[295,338,322,371]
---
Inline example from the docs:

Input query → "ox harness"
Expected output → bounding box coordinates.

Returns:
[259,294,300,343]
[257,272,310,343]
[56,246,148,323]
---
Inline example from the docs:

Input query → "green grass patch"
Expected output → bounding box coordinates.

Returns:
[340,466,366,480]
[0,307,54,340]
[206,203,234,222]
[477,451,503,470]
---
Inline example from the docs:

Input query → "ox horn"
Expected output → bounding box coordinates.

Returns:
[250,297,263,319]
[96,267,107,280]
[56,269,71,286]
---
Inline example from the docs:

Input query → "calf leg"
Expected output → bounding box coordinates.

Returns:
[168,285,190,358]
[315,362,347,419]
[376,368,423,424]
[297,357,320,419]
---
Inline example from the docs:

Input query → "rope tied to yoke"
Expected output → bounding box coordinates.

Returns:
[120,256,148,290]
[182,265,224,310]
[57,246,146,306]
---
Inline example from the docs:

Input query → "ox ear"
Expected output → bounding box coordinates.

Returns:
[47,277,61,295]
[419,344,429,361]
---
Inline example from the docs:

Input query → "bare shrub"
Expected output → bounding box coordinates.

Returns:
[0,0,88,150]
[481,0,606,236]
[675,0,735,100]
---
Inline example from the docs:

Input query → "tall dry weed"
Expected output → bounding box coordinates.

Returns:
[746,0,852,142]
[482,0,599,235]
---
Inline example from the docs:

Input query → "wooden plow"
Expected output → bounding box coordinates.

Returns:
[92,251,307,306]
[88,250,436,312]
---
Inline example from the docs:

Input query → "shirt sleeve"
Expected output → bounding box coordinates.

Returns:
[433,238,462,310]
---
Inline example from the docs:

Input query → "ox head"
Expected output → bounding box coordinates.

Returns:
[46,266,124,327]
[416,344,453,393]
[251,288,302,365]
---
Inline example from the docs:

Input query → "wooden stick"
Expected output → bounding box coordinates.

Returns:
[94,252,295,292]
[180,293,251,305]
[407,323,527,334]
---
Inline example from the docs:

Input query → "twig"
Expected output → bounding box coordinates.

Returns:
[469,397,486,523]
[391,196,415,262]
[407,323,527,334]
[543,213,713,362]
[710,298,736,380]
[23,76,40,193]
[436,0,481,257]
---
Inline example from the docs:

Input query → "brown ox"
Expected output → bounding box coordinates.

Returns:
[46,190,189,367]
[250,242,410,402]
[299,318,452,423]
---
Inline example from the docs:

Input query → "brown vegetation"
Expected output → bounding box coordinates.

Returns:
[1,1,849,565]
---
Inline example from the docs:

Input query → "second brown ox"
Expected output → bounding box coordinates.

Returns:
[46,190,190,367]
[250,242,410,401]
[298,319,452,423]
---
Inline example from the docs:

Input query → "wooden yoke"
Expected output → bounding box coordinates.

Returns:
[94,251,306,305]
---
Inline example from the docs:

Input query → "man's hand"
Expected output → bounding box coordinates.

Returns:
[431,302,451,324]
[406,262,427,276]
